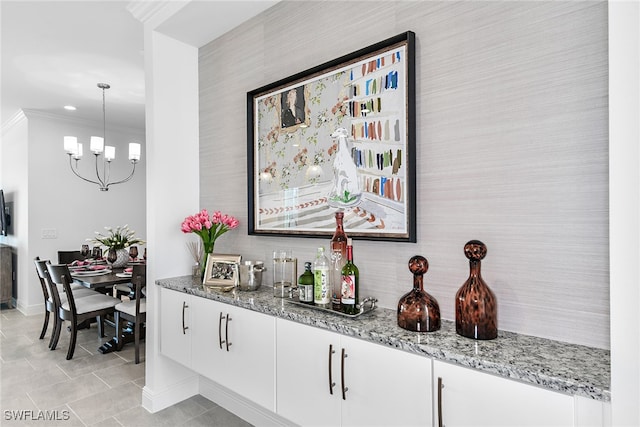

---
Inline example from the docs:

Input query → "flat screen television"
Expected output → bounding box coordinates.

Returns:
[0,189,10,236]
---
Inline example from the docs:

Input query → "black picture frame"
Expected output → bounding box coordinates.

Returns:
[247,31,416,242]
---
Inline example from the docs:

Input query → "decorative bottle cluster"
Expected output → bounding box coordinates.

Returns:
[291,224,498,341]
[301,212,360,315]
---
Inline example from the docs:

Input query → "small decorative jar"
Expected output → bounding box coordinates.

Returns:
[455,240,498,340]
[397,255,441,332]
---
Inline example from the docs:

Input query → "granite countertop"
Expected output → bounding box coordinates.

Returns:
[156,276,611,402]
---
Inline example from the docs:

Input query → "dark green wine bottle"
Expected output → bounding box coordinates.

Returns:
[341,239,359,315]
[298,262,314,304]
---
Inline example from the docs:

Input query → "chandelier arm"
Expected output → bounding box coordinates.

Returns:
[93,153,108,189]
[103,161,112,189]
[68,155,103,186]
[104,162,138,190]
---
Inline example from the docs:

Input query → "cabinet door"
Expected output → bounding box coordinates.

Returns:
[433,360,574,427]
[276,319,341,426]
[340,335,432,427]
[192,297,276,411]
[159,288,191,367]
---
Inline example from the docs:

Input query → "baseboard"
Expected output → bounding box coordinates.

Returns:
[199,376,295,427]
[12,299,42,316]
[141,374,199,413]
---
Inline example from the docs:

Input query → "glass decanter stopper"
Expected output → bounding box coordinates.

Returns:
[455,240,498,340]
[397,255,441,332]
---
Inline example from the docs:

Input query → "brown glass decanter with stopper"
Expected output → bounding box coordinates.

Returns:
[397,255,441,332]
[455,240,498,340]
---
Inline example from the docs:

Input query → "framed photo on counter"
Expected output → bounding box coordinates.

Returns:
[203,254,242,290]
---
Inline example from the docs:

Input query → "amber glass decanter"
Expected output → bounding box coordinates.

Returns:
[455,240,498,340]
[397,255,441,332]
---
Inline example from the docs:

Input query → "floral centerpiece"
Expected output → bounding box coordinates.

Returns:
[181,209,239,276]
[88,225,145,268]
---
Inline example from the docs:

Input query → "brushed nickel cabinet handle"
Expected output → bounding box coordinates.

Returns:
[225,313,232,352]
[182,301,189,334]
[341,348,349,400]
[218,312,224,349]
[328,344,336,395]
[437,376,444,427]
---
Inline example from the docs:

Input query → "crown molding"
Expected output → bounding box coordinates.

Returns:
[127,0,190,29]
[21,109,144,136]
[1,110,28,136]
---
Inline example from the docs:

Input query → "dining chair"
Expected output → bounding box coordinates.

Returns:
[46,264,120,360]
[57,250,86,264]
[33,257,94,349]
[114,264,146,363]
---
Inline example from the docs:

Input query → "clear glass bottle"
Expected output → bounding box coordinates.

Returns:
[298,262,314,304]
[313,247,331,307]
[341,239,359,315]
[330,211,348,310]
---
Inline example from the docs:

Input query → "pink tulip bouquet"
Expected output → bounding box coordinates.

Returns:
[181,209,239,275]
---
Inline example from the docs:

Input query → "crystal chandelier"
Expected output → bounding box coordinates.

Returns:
[63,83,141,191]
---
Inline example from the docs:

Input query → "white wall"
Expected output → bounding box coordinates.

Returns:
[136,1,202,412]
[0,113,29,308]
[609,1,640,424]
[198,1,609,349]
[1,110,146,315]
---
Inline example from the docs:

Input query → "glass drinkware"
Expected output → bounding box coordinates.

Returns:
[81,244,90,258]
[92,246,103,259]
[273,250,297,298]
[129,245,138,261]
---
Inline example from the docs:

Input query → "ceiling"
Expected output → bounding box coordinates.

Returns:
[1,0,279,131]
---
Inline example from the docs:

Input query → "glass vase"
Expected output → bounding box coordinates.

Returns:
[455,240,498,340]
[201,242,214,280]
[397,255,441,332]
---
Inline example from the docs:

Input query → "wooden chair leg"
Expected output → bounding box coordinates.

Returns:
[67,320,78,360]
[50,316,62,350]
[39,311,50,340]
[134,319,140,364]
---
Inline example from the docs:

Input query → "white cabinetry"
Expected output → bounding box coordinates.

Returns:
[277,318,432,427]
[433,359,574,427]
[159,287,192,366]
[191,296,276,411]
[158,286,606,427]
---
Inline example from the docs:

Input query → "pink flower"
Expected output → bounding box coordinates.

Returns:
[181,209,240,255]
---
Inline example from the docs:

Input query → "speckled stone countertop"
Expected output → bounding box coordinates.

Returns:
[156,276,610,402]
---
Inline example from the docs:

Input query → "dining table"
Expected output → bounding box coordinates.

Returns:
[71,268,132,290]
[70,261,146,354]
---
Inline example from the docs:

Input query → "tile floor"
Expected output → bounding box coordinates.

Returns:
[0,305,252,426]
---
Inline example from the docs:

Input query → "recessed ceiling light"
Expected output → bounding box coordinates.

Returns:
[64,105,76,111]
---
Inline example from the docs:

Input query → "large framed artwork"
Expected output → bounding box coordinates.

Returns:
[247,31,416,242]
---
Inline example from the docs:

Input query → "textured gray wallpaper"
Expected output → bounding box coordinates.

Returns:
[198,1,609,349]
